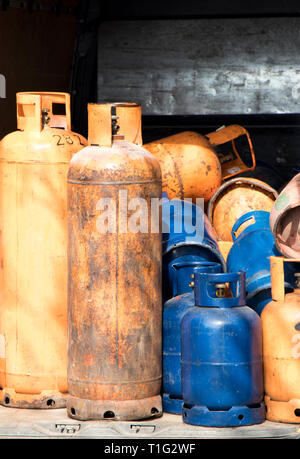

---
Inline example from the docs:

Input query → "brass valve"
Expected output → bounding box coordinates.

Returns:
[215,283,226,298]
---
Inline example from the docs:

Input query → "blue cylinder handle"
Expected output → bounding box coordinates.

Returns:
[171,261,221,297]
[194,272,246,308]
[231,211,271,242]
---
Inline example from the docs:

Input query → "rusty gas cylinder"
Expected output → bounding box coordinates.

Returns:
[270,173,300,259]
[208,177,278,242]
[144,131,222,202]
[262,256,300,423]
[144,125,255,202]
[67,103,163,421]
[0,92,87,408]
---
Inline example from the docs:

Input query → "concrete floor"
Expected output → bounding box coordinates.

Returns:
[0,406,298,438]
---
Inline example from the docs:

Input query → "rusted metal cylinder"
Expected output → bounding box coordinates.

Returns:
[144,124,255,203]
[144,131,222,202]
[0,92,87,408]
[262,256,300,423]
[67,103,163,421]
[270,173,300,259]
[208,178,278,242]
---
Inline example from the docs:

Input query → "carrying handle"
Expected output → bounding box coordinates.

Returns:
[205,125,256,180]
[194,272,246,308]
[17,92,71,132]
[88,102,142,147]
[171,261,221,297]
[270,256,300,302]
[231,210,271,242]
[231,213,257,242]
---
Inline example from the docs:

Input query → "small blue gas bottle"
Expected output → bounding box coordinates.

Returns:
[162,198,226,302]
[163,262,222,415]
[181,272,265,427]
[227,210,295,315]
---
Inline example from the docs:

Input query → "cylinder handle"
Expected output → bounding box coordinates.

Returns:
[17,92,71,132]
[270,256,300,302]
[194,272,246,308]
[231,210,270,242]
[88,102,142,147]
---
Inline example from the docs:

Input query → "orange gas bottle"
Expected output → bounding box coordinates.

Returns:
[208,178,278,242]
[262,256,300,423]
[67,103,162,421]
[144,125,255,202]
[0,92,87,409]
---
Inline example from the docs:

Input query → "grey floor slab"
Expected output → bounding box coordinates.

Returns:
[0,406,298,439]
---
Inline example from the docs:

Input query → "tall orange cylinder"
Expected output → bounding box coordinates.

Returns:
[0,92,87,408]
[262,256,300,423]
[67,103,162,421]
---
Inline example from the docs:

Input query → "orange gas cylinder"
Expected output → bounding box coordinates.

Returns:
[0,92,87,409]
[144,125,255,202]
[208,177,278,242]
[144,131,222,202]
[67,103,162,421]
[262,256,300,423]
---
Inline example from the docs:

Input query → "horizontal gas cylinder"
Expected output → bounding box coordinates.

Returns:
[270,173,300,259]
[67,103,162,421]
[181,272,265,427]
[145,131,222,202]
[262,256,300,423]
[162,198,226,302]
[0,92,87,409]
[208,177,278,242]
[163,262,222,415]
[227,211,295,315]
[144,125,255,203]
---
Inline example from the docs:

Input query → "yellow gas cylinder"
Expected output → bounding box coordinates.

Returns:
[208,177,278,242]
[262,256,300,423]
[0,92,87,409]
[144,125,255,202]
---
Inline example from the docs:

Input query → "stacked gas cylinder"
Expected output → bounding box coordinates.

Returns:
[157,124,300,426]
[0,92,299,428]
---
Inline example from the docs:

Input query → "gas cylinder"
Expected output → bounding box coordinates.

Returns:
[162,198,226,302]
[181,272,265,427]
[262,256,300,423]
[163,262,221,414]
[227,211,295,315]
[208,177,278,242]
[145,131,222,202]
[67,103,162,421]
[270,173,300,259]
[144,125,255,202]
[205,124,256,181]
[0,92,87,408]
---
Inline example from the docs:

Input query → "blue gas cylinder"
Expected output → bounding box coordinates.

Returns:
[162,262,222,414]
[181,272,265,427]
[162,198,226,301]
[227,210,295,315]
